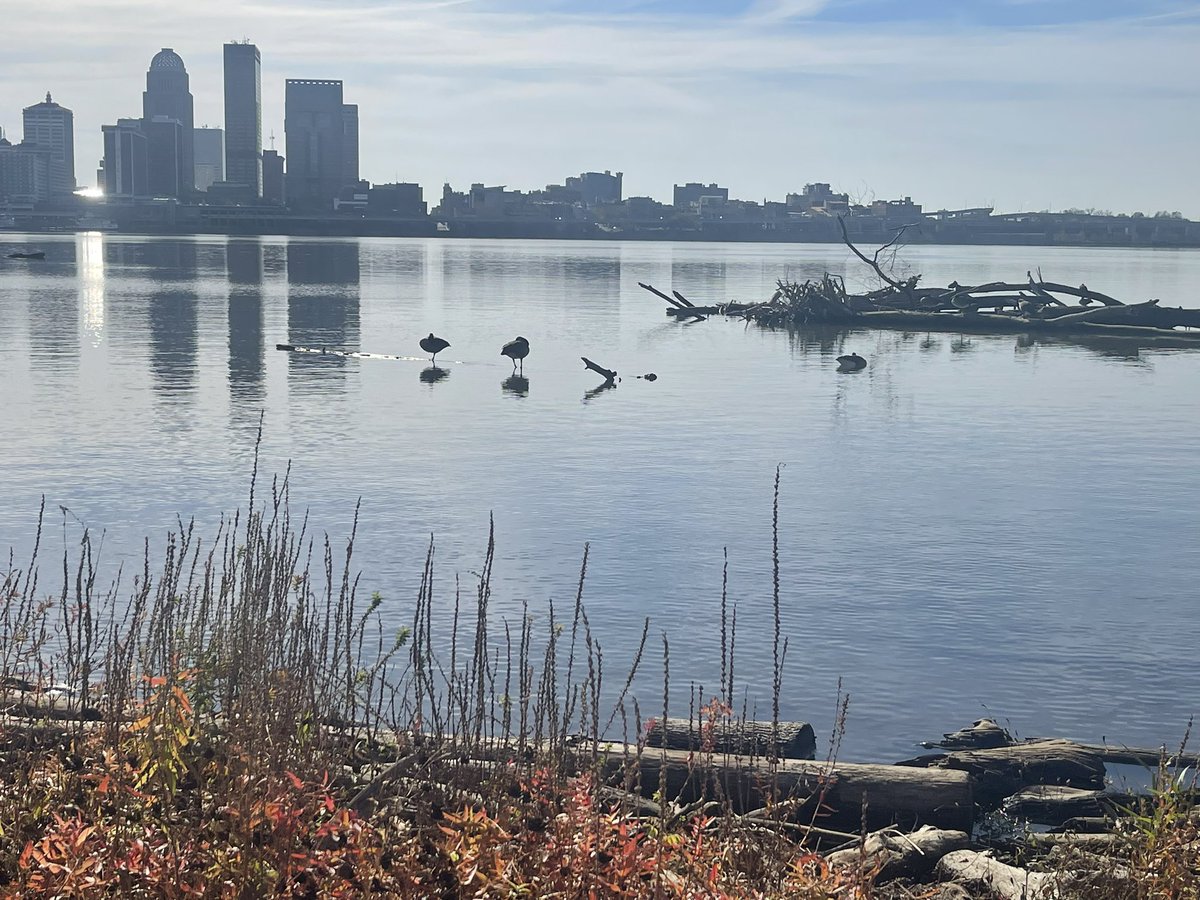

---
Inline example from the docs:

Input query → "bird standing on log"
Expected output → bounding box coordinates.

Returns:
[419,333,450,364]
[836,352,867,371]
[501,336,530,373]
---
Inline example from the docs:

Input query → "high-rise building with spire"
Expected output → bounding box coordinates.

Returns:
[223,42,262,196]
[142,48,194,196]
[22,92,75,196]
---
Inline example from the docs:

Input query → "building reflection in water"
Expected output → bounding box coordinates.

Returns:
[144,239,199,399]
[226,238,265,403]
[286,240,361,393]
[26,239,81,371]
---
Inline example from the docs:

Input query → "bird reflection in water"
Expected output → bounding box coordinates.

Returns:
[420,366,450,384]
[502,374,529,397]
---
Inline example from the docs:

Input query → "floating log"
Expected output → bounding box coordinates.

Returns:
[643,717,816,760]
[581,357,618,383]
[826,825,970,882]
[936,849,1055,900]
[606,744,974,833]
[897,739,1107,808]
[275,343,421,361]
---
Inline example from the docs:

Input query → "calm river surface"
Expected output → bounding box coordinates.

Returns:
[1,233,1198,762]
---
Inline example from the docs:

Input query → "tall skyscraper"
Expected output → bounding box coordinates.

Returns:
[193,127,224,191]
[142,48,194,195]
[341,104,359,185]
[144,116,184,197]
[22,92,75,196]
[223,42,262,195]
[284,79,350,210]
[101,119,149,198]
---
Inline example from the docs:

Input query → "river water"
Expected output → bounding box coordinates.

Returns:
[1,232,1198,762]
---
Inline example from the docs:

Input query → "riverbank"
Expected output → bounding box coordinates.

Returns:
[1,466,1195,897]
[6,204,1200,248]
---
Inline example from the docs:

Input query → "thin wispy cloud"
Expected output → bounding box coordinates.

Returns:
[1,0,1196,214]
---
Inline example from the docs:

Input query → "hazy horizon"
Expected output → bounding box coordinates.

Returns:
[2,0,1197,216]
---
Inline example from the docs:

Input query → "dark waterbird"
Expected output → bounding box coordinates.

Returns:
[7,250,45,260]
[501,336,530,373]
[836,352,867,372]
[419,332,450,364]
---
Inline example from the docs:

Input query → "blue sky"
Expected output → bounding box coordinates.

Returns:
[2,0,1197,214]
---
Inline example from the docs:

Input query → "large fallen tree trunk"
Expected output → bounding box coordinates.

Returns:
[603,745,974,833]
[897,739,1107,808]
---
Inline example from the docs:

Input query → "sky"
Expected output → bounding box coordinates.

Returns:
[2,0,1198,215]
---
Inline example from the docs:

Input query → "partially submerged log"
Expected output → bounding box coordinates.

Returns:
[826,825,969,882]
[897,739,1107,808]
[605,744,974,833]
[643,717,816,760]
[581,357,618,383]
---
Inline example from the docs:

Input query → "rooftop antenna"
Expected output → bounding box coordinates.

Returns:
[268,130,276,150]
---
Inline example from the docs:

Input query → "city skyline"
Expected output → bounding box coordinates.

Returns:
[2,0,1197,215]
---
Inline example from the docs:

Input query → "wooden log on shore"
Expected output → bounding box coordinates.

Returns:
[897,739,1107,808]
[936,849,1055,900]
[605,745,974,833]
[643,717,817,760]
[826,825,970,881]
[1002,785,1126,826]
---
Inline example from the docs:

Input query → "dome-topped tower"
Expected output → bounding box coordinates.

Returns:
[143,48,194,195]
[150,48,186,71]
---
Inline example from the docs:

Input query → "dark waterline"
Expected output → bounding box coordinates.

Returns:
[1,232,1198,762]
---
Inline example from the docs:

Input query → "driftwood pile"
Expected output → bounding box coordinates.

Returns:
[642,219,1200,344]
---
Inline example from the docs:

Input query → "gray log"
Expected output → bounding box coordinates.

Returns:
[607,744,974,833]
[826,825,969,882]
[936,849,1056,900]
[1002,785,1123,826]
[644,717,816,760]
[898,739,1107,807]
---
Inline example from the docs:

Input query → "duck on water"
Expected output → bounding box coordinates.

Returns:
[419,332,450,364]
[837,352,867,372]
[502,336,530,373]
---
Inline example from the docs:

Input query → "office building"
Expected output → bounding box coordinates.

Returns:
[193,126,224,191]
[285,79,353,210]
[142,48,194,195]
[144,116,185,197]
[101,119,149,198]
[262,148,285,204]
[21,92,75,196]
[341,104,358,185]
[566,171,622,207]
[0,136,51,202]
[673,182,729,210]
[223,42,262,195]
